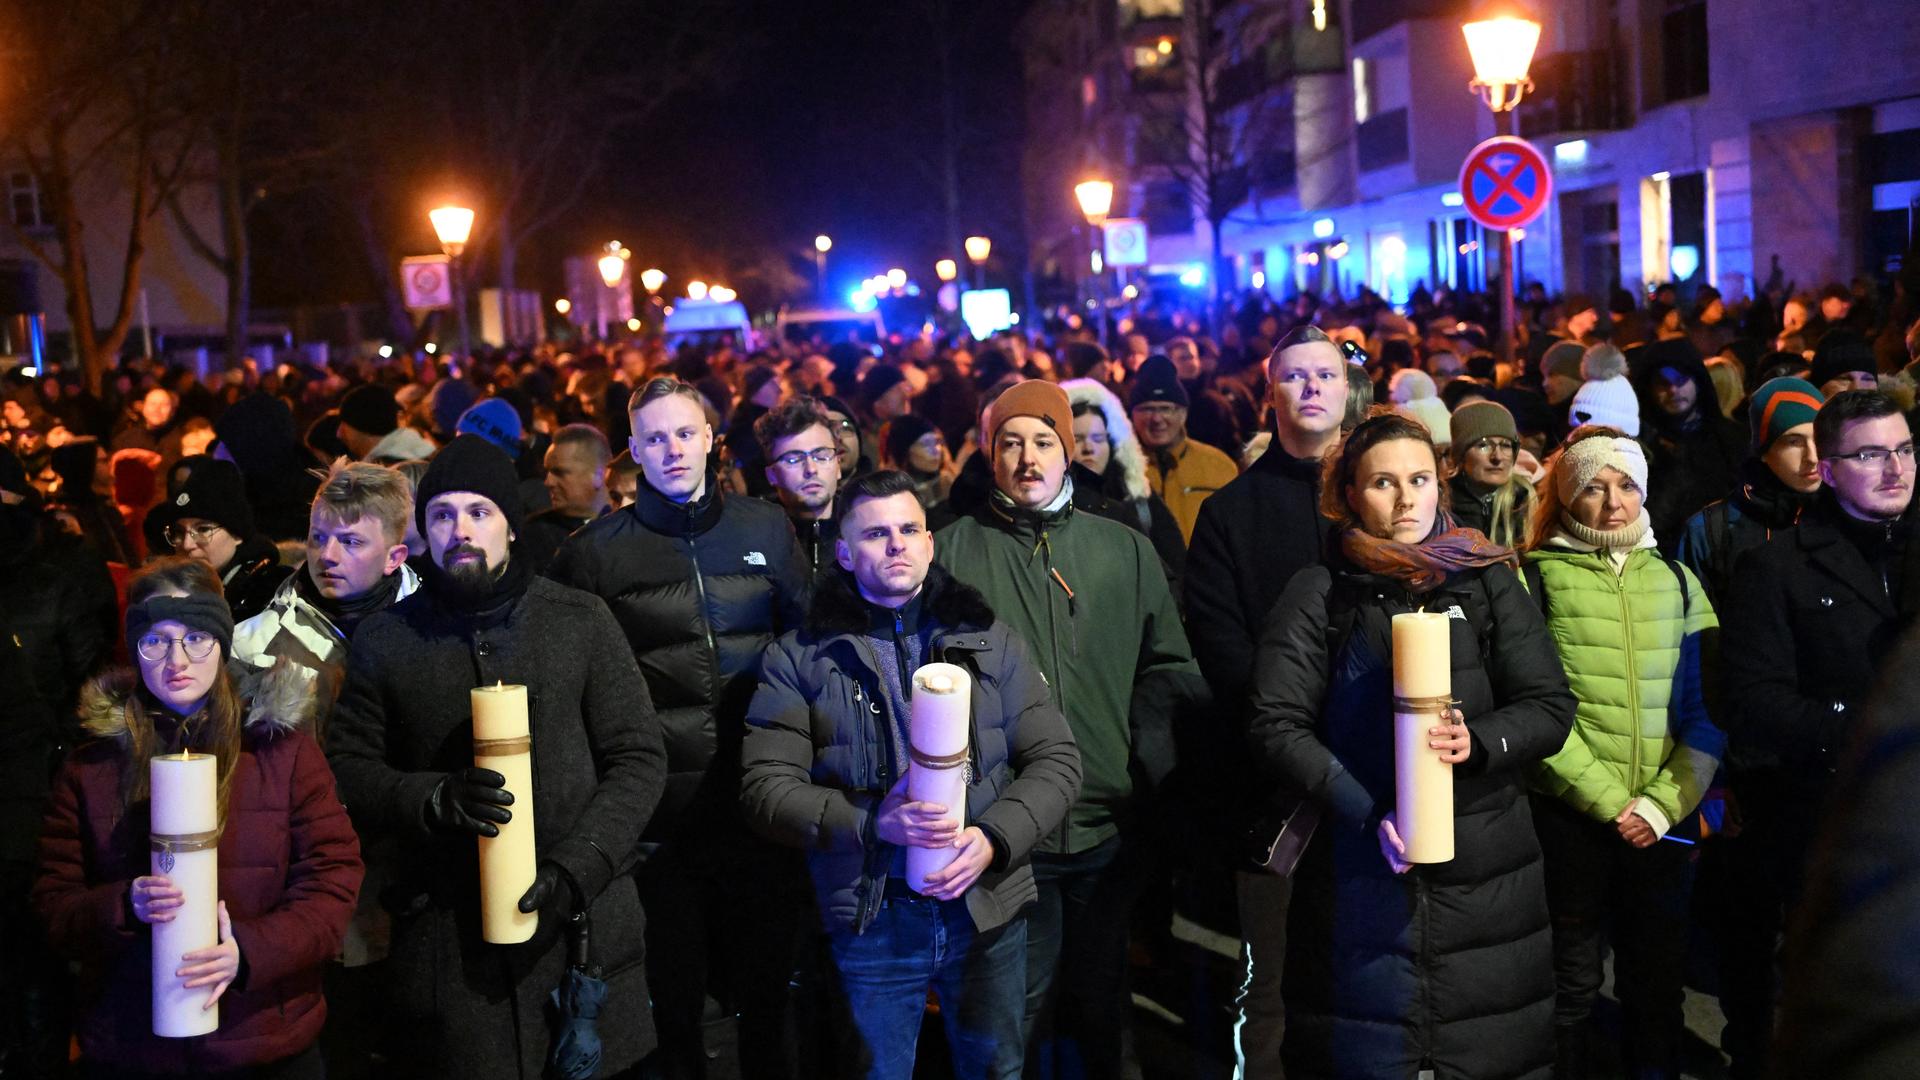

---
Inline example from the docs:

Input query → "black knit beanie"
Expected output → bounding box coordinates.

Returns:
[414,434,525,538]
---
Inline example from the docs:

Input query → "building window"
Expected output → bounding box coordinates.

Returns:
[1352,58,1372,123]
[8,172,49,230]
[1119,0,1182,25]
[1659,0,1708,103]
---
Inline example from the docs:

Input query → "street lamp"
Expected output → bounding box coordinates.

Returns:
[709,285,737,304]
[814,234,832,299]
[964,235,991,289]
[640,267,666,294]
[554,298,571,315]
[428,205,475,361]
[687,280,709,301]
[1074,177,1115,348]
[596,246,627,341]
[935,258,957,283]
[886,268,907,290]
[1462,15,1541,365]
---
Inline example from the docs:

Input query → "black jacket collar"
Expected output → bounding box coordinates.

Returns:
[629,469,724,538]
[1797,497,1906,617]
[1250,437,1324,483]
[806,563,995,641]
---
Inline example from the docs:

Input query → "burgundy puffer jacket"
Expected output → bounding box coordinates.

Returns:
[32,666,363,1073]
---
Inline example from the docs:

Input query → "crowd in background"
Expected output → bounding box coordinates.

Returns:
[5,263,1920,1080]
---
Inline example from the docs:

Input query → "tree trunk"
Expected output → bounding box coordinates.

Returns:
[220,132,251,371]
[494,201,515,295]
[350,196,415,341]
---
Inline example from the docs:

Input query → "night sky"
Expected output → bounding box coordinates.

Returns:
[252,0,1034,314]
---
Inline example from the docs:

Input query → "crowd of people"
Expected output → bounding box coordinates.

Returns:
[4,269,1920,1080]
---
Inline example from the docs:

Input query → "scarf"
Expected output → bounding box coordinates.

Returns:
[295,563,407,640]
[1553,508,1654,554]
[1339,510,1514,594]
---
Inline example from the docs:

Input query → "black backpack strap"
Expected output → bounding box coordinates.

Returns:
[1662,555,1690,614]
[1520,560,1548,616]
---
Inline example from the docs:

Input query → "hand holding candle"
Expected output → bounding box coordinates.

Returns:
[1390,612,1456,864]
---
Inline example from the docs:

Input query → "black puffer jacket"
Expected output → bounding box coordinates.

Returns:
[549,474,807,835]
[1634,339,1747,552]
[1248,559,1575,1080]
[741,565,1081,934]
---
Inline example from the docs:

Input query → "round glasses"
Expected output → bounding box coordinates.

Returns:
[136,632,219,663]
[774,448,838,468]
[164,521,226,550]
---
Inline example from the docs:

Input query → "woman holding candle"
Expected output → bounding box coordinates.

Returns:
[1521,427,1723,1080]
[1248,411,1575,1079]
[32,557,362,1079]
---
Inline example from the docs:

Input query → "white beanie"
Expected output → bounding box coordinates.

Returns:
[1396,397,1454,443]
[1568,344,1640,437]
[1389,368,1438,405]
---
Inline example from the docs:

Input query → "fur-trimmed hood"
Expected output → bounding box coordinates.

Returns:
[78,660,317,742]
[804,562,995,640]
[1061,377,1151,503]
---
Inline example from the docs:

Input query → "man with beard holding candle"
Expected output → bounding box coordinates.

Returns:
[1718,389,1920,1076]
[933,379,1205,1078]
[742,469,1082,1080]
[548,376,810,1080]
[328,435,668,1080]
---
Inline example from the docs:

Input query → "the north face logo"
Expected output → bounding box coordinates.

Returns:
[743,551,766,567]
[1444,605,1467,621]
[176,493,191,507]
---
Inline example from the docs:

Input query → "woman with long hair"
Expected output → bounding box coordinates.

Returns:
[1249,410,1575,1078]
[1521,426,1722,1079]
[34,557,362,1079]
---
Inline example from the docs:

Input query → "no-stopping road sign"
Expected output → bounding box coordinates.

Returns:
[1458,136,1553,232]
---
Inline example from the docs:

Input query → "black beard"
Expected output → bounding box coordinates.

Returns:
[439,547,501,603]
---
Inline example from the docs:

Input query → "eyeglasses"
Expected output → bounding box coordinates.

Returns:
[164,521,226,549]
[1830,444,1917,469]
[775,448,838,468]
[136,632,219,663]
[1469,438,1517,455]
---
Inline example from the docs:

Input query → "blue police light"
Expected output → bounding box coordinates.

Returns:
[850,288,878,313]
[1178,264,1206,288]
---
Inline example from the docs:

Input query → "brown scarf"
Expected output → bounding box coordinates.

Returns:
[1339,511,1514,594]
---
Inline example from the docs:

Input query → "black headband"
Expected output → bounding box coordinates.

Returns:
[125,593,235,663]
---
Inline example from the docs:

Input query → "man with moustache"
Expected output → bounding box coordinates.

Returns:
[549,375,810,1079]
[755,396,843,576]
[934,379,1204,1078]
[1719,389,1920,1076]
[327,435,668,1079]
[1183,324,1352,1078]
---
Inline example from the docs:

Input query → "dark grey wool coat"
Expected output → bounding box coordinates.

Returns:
[328,574,667,1080]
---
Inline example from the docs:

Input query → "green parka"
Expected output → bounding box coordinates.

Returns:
[1524,541,1724,833]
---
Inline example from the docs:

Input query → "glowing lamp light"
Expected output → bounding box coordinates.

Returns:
[1650,170,1672,183]
[886,268,907,289]
[1441,191,1465,207]
[1462,17,1542,88]
[935,258,958,282]
[1074,179,1115,225]
[598,254,626,288]
[428,205,475,252]
[686,280,709,301]
[1155,37,1174,56]
[965,235,992,264]
[640,267,666,293]
[1009,312,1021,325]
[1669,245,1702,281]
[1510,227,1527,241]
[1122,283,1140,299]
[554,298,572,315]
[20,365,36,377]
[1251,269,1267,290]
[814,234,833,254]
[1312,217,1336,239]
[1378,235,1408,263]
[1311,0,1328,32]
[377,345,393,358]
[1326,241,1351,261]
[424,343,438,354]
[1091,250,1104,274]
[1178,264,1206,288]
[709,285,738,303]
[626,317,643,331]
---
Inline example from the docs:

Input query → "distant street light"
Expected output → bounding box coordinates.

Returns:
[428,205,475,361]
[814,234,832,299]
[1461,14,1542,364]
[964,235,991,289]
[709,285,738,303]
[598,253,626,289]
[626,317,642,332]
[554,298,572,315]
[1074,179,1114,225]
[886,268,907,290]
[640,267,666,293]
[595,244,629,341]
[687,280,709,301]
[935,258,958,283]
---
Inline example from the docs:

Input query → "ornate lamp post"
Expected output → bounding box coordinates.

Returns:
[428,205,475,360]
[964,235,991,290]
[1074,178,1114,348]
[1461,16,1541,364]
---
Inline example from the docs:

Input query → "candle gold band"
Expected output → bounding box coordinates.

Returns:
[909,747,968,770]
[149,829,223,854]
[473,736,531,755]
[1393,695,1459,713]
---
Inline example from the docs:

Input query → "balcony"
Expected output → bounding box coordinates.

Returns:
[1517,50,1629,139]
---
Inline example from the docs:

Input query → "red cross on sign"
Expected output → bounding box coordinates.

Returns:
[1458,136,1553,232]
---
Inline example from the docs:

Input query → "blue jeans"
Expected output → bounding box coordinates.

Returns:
[828,889,1027,1080]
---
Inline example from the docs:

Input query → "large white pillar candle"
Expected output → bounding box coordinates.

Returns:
[906,663,972,894]
[472,683,538,944]
[1391,612,1455,864]
[150,752,219,1037]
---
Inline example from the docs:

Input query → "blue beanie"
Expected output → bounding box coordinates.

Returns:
[455,398,524,454]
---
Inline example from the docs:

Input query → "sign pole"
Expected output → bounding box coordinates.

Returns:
[1495,110,1517,365]
[1458,131,1551,369]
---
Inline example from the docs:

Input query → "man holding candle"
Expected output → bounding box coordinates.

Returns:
[328,435,669,1080]
[33,557,363,1077]
[932,378,1206,1078]
[742,468,1082,1080]
[548,376,811,1080]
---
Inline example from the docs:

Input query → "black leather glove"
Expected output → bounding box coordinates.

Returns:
[424,767,513,838]
[518,862,579,914]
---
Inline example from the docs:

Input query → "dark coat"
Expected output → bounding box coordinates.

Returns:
[0,513,116,868]
[220,534,296,626]
[327,575,669,1080]
[741,565,1082,934]
[1248,561,1575,1080]
[548,475,806,837]
[1673,458,1818,606]
[1634,341,1747,552]
[32,666,363,1074]
[1718,503,1920,883]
